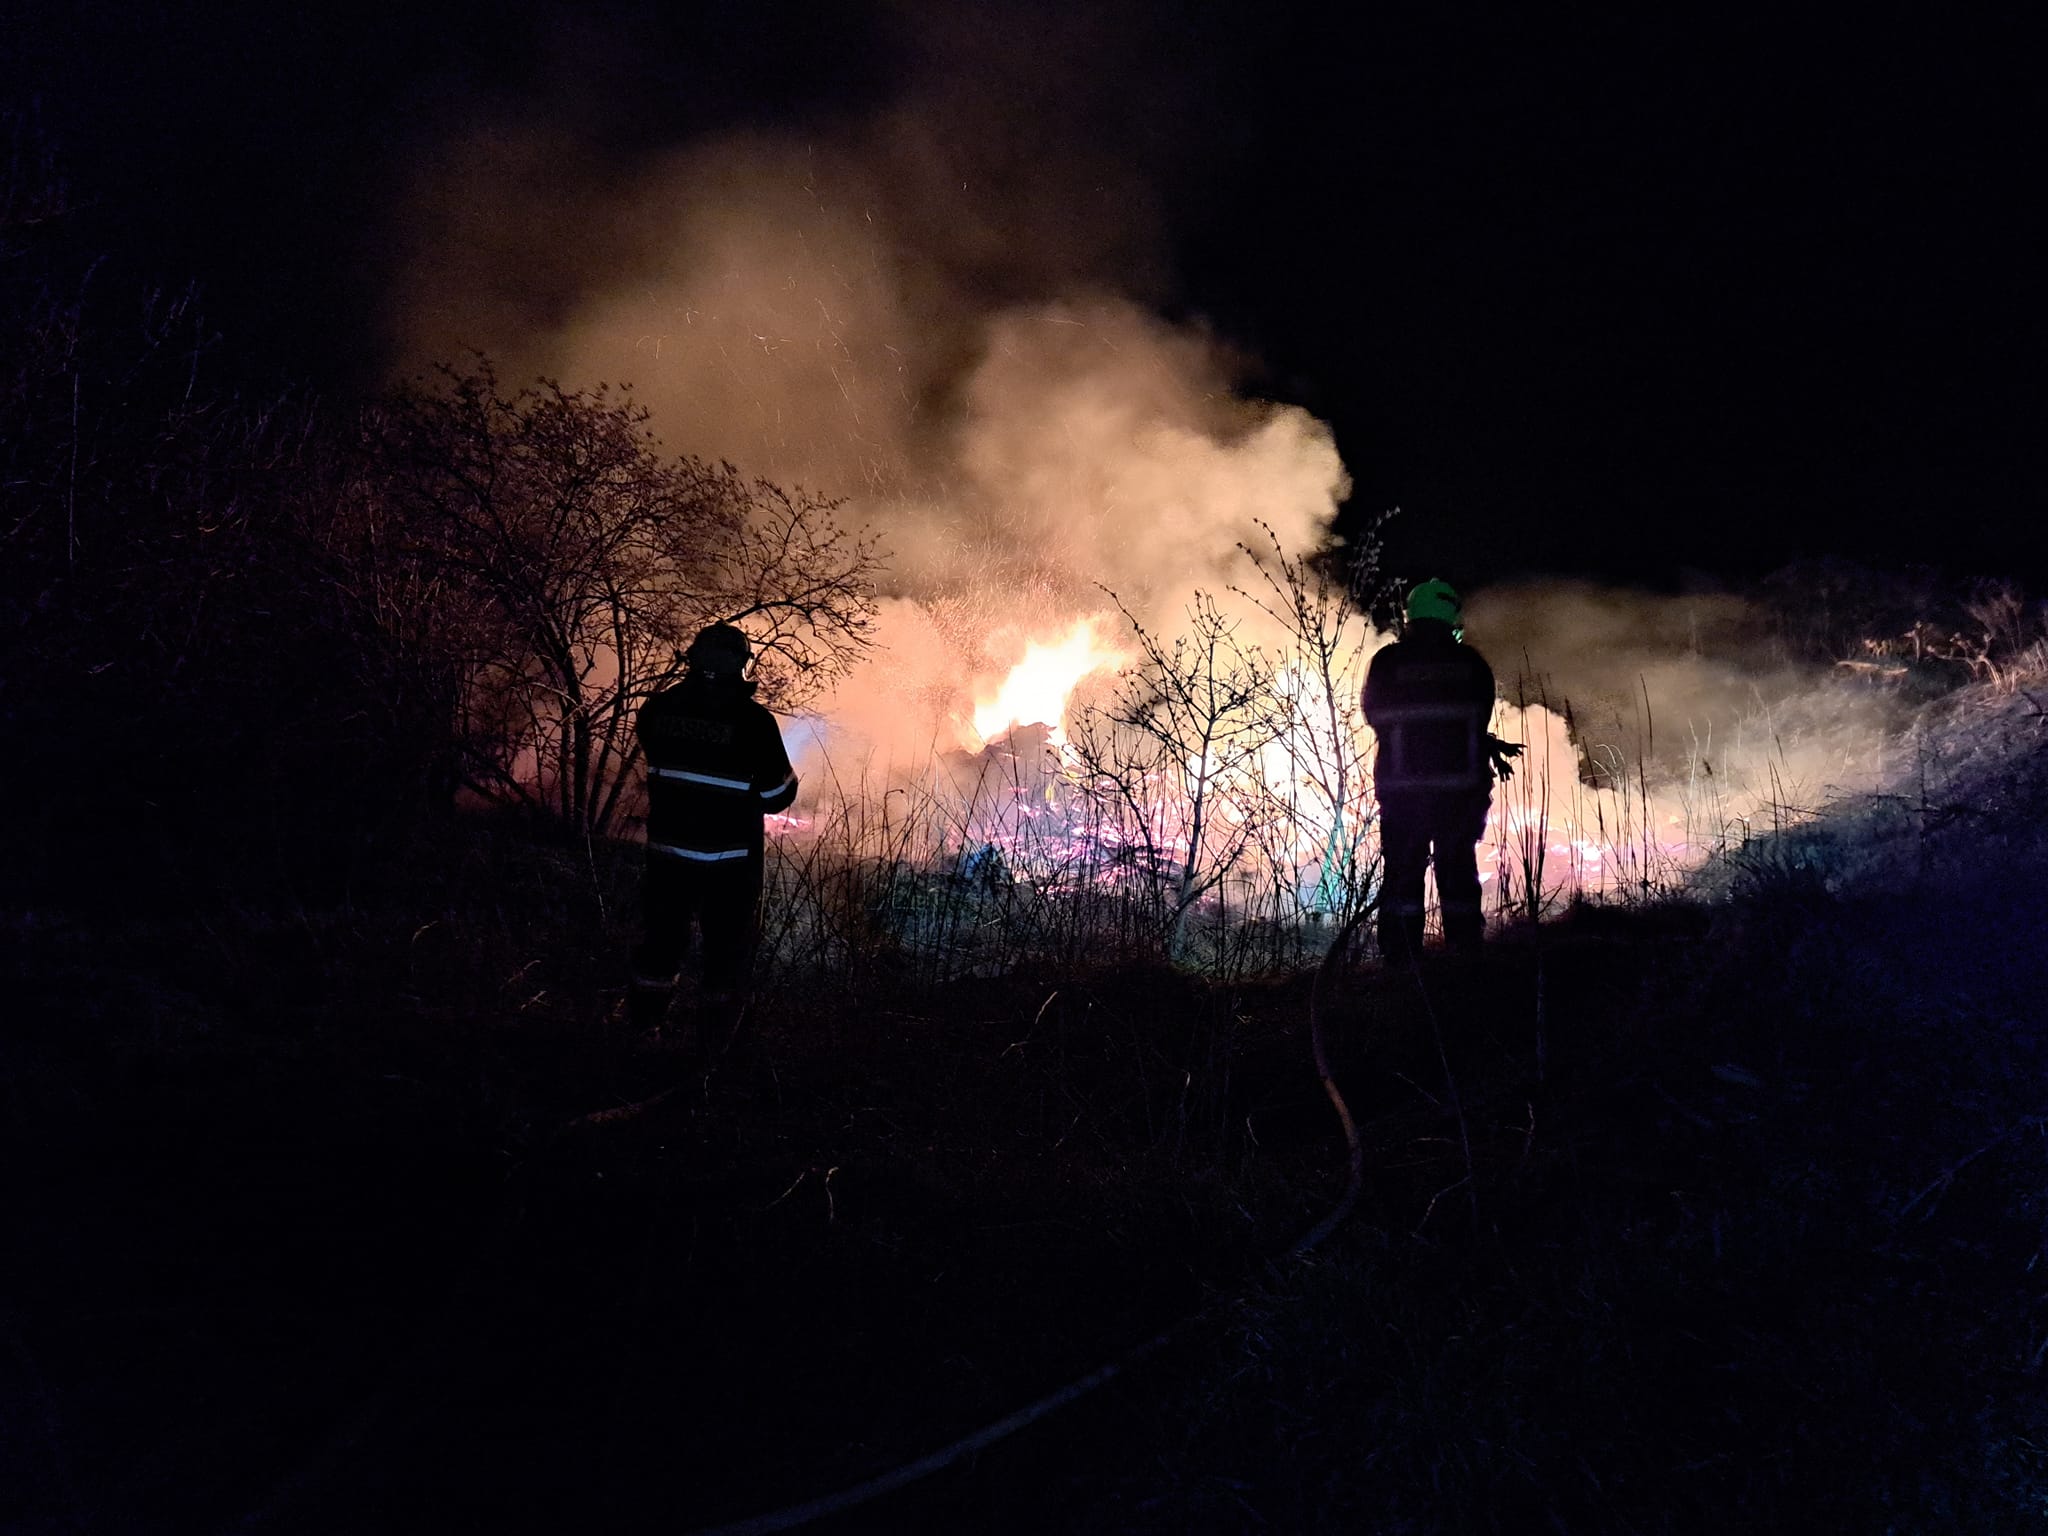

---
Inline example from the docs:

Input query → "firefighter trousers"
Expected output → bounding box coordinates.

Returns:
[630,853,764,1030]
[1377,787,1490,961]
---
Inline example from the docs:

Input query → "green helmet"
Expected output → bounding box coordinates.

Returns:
[1405,579,1463,637]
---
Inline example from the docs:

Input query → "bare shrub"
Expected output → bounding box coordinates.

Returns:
[363,360,882,837]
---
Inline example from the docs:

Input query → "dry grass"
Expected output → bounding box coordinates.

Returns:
[7,656,2048,1533]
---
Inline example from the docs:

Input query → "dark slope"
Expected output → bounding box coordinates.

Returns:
[6,689,2047,1531]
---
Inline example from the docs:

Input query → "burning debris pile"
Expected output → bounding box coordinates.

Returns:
[767,584,1914,977]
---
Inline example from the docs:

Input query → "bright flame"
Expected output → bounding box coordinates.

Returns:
[790,587,1883,933]
[971,618,1126,746]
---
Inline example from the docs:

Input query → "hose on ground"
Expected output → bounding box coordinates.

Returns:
[680,913,1375,1536]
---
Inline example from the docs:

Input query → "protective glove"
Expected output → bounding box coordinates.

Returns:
[1486,735,1526,782]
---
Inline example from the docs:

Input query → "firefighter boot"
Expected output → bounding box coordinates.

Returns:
[698,990,752,1064]
[1442,903,1485,956]
[629,976,675,1037]
[1378,908,1426,966]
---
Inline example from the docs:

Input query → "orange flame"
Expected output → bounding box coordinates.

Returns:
[971,618,1126,746]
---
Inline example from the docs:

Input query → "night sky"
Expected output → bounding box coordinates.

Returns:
[10,2,2043,589]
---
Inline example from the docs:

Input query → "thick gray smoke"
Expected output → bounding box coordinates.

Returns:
[383,17,1345,758]
[388,3,1195,507]
[390,133,1339,607]
[381,12,1906,877]
[1468,582,1897,788]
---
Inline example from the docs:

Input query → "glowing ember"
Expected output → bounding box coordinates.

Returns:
[971,618,1126,746]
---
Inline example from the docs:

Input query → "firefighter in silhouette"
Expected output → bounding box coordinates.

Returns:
[629,623,799,1039]
[1364,580,1522,960]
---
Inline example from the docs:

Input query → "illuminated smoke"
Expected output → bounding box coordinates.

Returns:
[388,100,1352,761]
[1471,583,1904,904]
[384,37,1906,920]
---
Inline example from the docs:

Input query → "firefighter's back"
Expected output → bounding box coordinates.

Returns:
[1364,623,1497,794]
[639,675,797,862]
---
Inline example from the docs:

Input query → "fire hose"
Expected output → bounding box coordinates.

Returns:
[678,906,1374,1536]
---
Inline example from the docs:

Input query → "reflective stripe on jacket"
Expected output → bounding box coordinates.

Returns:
[638,674,800,860]
[1362,621,1498,795]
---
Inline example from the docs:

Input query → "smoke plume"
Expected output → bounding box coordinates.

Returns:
[383,14,1908,899]
[385,16,1347,762]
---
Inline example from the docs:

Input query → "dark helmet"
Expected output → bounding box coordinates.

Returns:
[686,622,752,676]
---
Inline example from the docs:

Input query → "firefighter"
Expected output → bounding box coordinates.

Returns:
[1363,580,1522,960]
[629,622,799,1039]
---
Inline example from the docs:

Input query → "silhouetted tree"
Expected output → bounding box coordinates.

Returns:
[366,360,880,838]
[0,116,347,893]
[1067,591,1280,957]
[1234,519,1387,921]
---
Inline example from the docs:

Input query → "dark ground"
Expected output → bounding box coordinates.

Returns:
[6,827,2048,1534]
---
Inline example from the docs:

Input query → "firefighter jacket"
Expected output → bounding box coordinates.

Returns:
[1363,619,1499,795]
[637,673,799,862]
